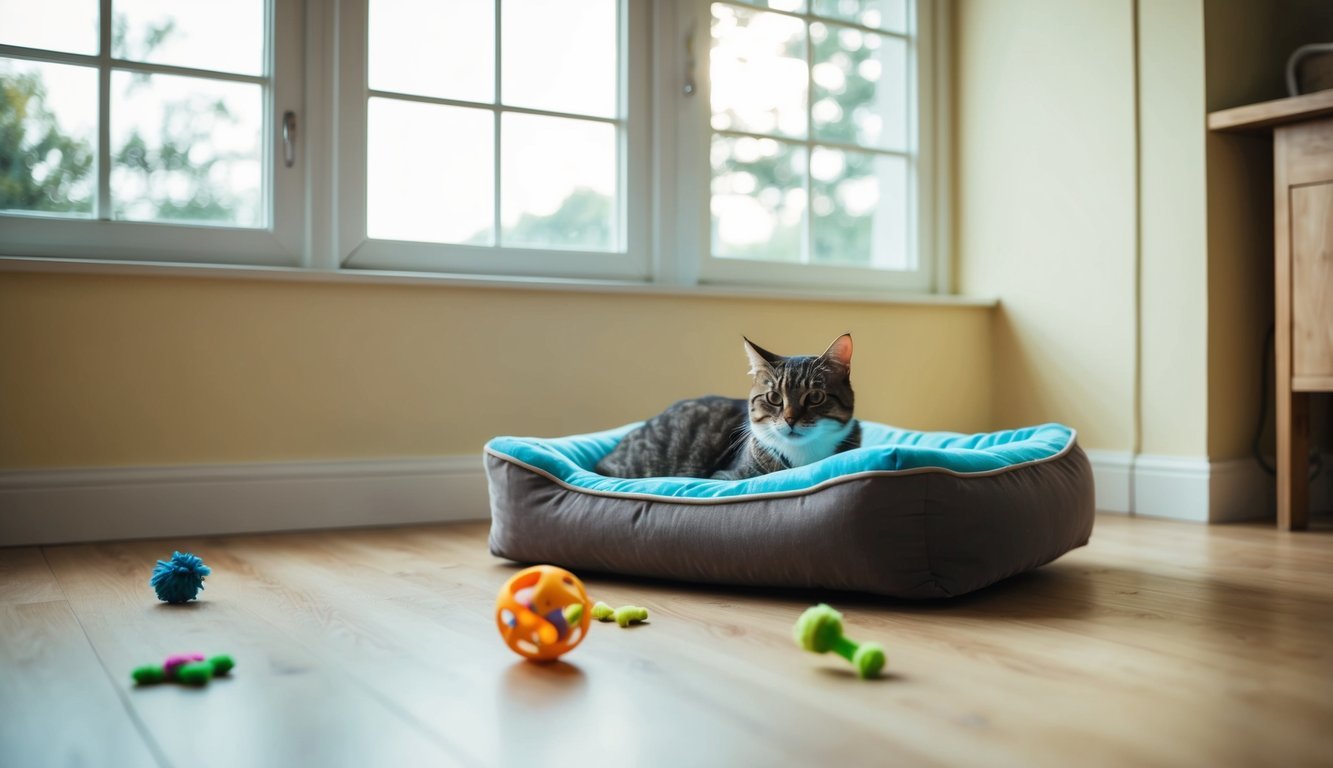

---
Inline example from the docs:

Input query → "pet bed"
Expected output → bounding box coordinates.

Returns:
[485,422,1094,599]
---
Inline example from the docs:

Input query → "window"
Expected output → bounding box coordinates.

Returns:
[338,0,652,280]
[0,0,302,264]
[681,0,940,291]
[1,0,946,295]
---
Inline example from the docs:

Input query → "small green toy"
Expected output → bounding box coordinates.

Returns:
[589,601,649,627]
[132,653,235,687]
[563,603,585,625]
[793,604,886,679]
[613,606,649,627]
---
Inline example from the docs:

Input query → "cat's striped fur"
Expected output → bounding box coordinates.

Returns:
[595,334,859,480]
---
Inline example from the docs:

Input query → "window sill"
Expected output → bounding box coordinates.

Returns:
[0,256,997,309]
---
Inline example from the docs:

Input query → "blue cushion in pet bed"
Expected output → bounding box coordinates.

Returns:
[485,422,1094,599]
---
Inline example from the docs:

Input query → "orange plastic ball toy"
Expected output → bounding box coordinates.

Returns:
[495,565,592,662]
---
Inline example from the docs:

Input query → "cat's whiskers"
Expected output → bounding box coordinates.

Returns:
[721,421,754,461]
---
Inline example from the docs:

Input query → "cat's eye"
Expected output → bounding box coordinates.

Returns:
[765,391,783,406]
[807,390,827,406]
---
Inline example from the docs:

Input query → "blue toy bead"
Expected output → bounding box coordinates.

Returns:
[150,551,211,603]
[545,608,570,639]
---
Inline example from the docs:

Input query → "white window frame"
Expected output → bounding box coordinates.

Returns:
[334,0,653,282]
[0,0,304,266]
[2,0,950,298]
[663,0,945,293]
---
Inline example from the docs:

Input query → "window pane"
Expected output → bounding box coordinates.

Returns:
[812,23,906,151]
[370,0,494,103]
[0,58,97,217]
[0,0,98,54]
[812,0,907,34]
[502,0,616,118]
[711,134,806,263]
[367,98,494,245]
[111,72,263,227]
[501,113,615,251]
[710,3,806,139]
[811,147,906,268]
[112,0,264,76]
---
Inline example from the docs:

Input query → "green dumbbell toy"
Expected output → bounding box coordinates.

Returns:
[793,603,886,679]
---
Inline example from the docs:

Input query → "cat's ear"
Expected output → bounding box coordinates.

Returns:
[742,337,781,377]
[820,333,853,371]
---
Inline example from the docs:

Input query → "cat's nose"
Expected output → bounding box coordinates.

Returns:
[784,414,797,427]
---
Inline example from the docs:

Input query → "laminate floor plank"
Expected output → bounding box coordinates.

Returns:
[0,547,64,605]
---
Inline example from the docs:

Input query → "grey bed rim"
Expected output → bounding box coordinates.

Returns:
[483,427,1081,507]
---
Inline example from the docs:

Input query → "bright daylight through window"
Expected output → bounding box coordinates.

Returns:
[0,0,937,293]
[0,0,268,227]
[366,0,621,252]
[710,0,915,270]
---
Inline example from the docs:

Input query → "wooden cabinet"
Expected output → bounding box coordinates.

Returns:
[1291,180,1333,389]
[1210,90,1333,530]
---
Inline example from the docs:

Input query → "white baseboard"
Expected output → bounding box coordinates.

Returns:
[0,456,490,547]
[1207,457,1276,523]
[1084,450,1133,515]
[2,449,1321,544]
[1131,454,1214,522]
[1085,451,1275,523]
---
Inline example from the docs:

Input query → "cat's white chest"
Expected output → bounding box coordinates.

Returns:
[759,419,856,468]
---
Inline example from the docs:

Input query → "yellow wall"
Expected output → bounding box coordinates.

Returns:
[11,0,1328,473]
[956,0,1332,460]
[954,0,1138,451]
[0,271,993,469]
[1138,0,1209,456]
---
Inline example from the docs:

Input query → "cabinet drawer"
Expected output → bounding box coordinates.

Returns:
[1292,181,1333,385]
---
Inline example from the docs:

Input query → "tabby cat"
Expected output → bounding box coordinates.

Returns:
[595,334,860,480]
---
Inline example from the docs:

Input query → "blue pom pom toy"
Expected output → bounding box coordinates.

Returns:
[150,551,211,603]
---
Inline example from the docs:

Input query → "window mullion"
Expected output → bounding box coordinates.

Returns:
[105,59,268,86]
[713,128,909,159]
[493,0,503,247]
[616,0,627,253]
[97,0,112,221]
[366,89,620,126]
[804,16,814,266]
[0,44,98,67]
[263,0,275,232]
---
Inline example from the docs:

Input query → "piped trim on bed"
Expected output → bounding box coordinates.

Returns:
[484,422,1079,505]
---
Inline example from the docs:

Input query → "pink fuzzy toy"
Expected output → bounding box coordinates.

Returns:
[163,652,206,677]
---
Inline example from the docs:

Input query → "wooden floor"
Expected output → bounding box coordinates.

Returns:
[2,513,1332,768]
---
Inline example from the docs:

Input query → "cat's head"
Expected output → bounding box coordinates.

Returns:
[742,334,856,455]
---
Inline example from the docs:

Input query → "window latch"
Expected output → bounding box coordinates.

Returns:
[282,111,297,168]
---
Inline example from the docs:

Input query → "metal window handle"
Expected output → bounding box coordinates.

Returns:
[282,111,297,168]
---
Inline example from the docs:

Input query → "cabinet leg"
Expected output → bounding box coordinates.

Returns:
[1277,390,1310,530]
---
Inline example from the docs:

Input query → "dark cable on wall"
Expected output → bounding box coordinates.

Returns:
[1253,323,1324,481]
[1253,325,1276,476]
